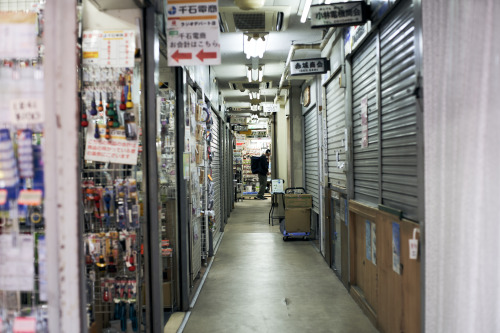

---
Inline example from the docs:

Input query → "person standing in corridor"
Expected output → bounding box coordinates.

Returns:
[255,149,271,200]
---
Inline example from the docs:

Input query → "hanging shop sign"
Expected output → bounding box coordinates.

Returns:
[82,30,135,67]
[233,125,248,131]
[290,58,329,76]
[262,103,279,113]
[0,12,38,59]
[166,0,221,66]
[310,1,369,29]
[230,116,247,124]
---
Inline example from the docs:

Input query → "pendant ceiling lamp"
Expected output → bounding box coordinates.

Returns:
[234,0,265,10]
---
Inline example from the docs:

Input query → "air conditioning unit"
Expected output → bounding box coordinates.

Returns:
[229,81,272,91]
[219,6,290,33]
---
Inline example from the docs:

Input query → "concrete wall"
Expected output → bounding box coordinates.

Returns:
[288,86,304,187]
[424,1,500,332]
[275,103,289,186]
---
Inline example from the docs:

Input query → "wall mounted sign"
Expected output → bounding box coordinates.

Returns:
[290,58,329,76]
[310,1,369,29]
[166,0,221,66]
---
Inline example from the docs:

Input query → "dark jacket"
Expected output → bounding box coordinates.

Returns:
[259,154,269,175]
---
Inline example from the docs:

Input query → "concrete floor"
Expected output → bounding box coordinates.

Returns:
[182,199,378,333]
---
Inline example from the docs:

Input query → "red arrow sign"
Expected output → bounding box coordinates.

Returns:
[171,50,192,62]
[196,49,217,61]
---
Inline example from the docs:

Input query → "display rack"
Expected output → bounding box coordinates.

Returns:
[157,89,178,311]
[79,28,144,331]
[0,4,49,331]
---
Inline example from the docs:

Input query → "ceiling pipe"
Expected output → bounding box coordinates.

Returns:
[276,27,336,97]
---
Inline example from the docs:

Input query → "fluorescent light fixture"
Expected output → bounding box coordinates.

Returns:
[249,91,260,100]
[301,0,312,23]
[243,33,268,59]
[246,66,263,82]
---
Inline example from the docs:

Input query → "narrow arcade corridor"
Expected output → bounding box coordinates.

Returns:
[182,199,378,333]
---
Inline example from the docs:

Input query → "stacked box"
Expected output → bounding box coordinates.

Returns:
[284,193,312,233]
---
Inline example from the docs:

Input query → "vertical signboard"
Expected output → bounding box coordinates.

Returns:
[166,0,221,66]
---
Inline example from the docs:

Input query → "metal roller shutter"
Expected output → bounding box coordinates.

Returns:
[304,109,320,213]
[211,114,222,246]
[326,73,347,189]
[352,35,379,205]
[379,0,418,219]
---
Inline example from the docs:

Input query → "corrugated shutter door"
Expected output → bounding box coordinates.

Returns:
[211,114,222,245]
[352,35,379,205]
[326,73,347,189]
[379,0,418,220]
[304,109,320,213]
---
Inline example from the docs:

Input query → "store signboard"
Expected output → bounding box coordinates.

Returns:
[0,12,38,59]
[310,2,369,29]
[233,125,248,131]
[82,30,135,67]
[84,124,139,165]
[262,103,280,113]
[290,58,329,76]
[230,116,247,124]
[166,0,221,66]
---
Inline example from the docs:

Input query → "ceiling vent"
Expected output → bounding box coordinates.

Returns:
[219,6,290,33]
[229,81,272,91]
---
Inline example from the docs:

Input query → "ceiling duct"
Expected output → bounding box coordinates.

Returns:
[219,6,290,33]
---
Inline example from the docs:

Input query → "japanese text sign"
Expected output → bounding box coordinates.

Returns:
[290,58,329,76]
[310,2,369,29]
[166,0,221,66]
[82,30,135,67]
[84,124,139,165]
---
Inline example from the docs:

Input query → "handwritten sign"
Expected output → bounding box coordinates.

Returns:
[18,189,43,206]
[84,124,139,165]
[10,99,44,125]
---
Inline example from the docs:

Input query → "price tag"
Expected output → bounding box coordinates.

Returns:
[13,316,36,333]
[10,99,44,125]
[0,189,6,205]
[18,189,43,206]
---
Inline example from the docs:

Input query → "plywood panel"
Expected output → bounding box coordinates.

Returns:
[349,202,421,333]
[354,215,378,313]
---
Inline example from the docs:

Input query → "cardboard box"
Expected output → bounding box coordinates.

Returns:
[142,281,173,307]
[284,208,311,233]
[284,193,312,208]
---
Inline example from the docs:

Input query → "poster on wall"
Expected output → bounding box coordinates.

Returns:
[82,30,135,67]
[0,12,38,59]
[84,124,139,165]
[392,222,401,274]
[365,220,371,261]
[360,96,368,148]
